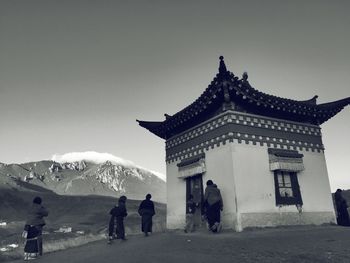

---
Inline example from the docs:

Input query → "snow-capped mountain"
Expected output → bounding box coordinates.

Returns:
[51,151,166,181]
[0,152,166,202]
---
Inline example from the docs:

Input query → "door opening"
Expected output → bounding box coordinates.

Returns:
[186,174,204,229]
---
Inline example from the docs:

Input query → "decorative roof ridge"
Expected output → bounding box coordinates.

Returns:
[153,56,346,126]
[317,97,350,108]
[137,56,350,139]
[160,61,228,125]
[298,95,318,105]
[218,55,227,75]
[236,77,338,107]
[136,119,163,127]
[136,119,165,138]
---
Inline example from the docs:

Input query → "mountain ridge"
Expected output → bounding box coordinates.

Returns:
[0,159,166,202]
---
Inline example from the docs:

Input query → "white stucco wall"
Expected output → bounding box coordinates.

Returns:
[165,109,336,231]
[166,161,186,229]
[166,140,336,231]
[298,151,335,213]
[231,141,274,214]
[231,141,336,229]
[203,144,238,230]
[232,143,336,215]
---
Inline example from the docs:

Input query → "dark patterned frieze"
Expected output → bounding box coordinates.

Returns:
[166,112,321,150]
[166,111,324,163]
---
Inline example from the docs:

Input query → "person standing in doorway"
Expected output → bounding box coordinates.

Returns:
[23,196,49,260]
[138,194,156,237]
[108,195,128,243]
[204,180,223,233]
[184,194,197,233]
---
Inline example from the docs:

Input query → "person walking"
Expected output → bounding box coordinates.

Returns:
[108,195,128,243]
[23,196,49,260]
[204,180,223,233]
[184,194,197,233]
[138,194,155,237]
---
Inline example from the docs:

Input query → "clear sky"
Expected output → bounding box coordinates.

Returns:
[0,0,349,191]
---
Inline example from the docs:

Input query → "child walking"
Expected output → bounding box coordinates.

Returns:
[108,195,127,244]
[184,194,197,233]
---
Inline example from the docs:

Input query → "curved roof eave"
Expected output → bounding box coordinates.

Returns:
[137,57,350,139]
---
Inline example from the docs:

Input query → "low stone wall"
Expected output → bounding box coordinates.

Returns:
[240,211,336,230]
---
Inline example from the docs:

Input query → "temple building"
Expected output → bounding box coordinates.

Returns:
[137,56,350,231]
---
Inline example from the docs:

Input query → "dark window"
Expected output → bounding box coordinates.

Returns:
[274,171,303,206]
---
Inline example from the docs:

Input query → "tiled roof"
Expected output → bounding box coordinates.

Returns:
[137,57,350,139]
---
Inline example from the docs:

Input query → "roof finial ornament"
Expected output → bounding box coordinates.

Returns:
[164,113,172,120]
[219,56,227,74]
[242,71,248,81]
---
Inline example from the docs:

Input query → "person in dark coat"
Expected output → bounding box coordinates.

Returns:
[23,196,48,260]
[108,195,128,243]
[138,194,155,236]
[335,189,350,226]
[204,180,223,233]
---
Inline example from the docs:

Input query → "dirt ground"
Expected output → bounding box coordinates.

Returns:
[7,225,350,263]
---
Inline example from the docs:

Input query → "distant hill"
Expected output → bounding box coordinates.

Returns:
[0,159,166,202]
[0,175,166,261]
[0,179,165,229]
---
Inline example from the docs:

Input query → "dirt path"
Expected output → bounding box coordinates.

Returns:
[9,225,350,263]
